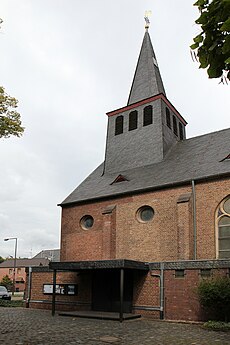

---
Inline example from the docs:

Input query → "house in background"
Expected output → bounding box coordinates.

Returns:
[33,249,60,262]
[27,23,230,321]
[0,258,49,292]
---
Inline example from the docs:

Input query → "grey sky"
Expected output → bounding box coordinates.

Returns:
[0,0,229,258]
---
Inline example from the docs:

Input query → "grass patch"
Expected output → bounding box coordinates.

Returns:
[203,321,230,332]
[0,299,24,307]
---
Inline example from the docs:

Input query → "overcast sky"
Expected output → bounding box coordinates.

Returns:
[0,0,229,258]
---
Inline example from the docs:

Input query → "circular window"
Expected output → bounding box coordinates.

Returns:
[137,206,154,223]
[80,215,94,230]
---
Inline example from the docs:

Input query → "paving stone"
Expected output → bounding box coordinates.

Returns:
[0,308,230,345]
[99,336,120,343]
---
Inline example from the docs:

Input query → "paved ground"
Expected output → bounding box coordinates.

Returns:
[0,308,230,345]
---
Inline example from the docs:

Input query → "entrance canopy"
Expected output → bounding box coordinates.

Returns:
[49,259,149,271]
[49,259,149,322]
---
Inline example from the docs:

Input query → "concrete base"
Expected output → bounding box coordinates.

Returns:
[59,310,141,321]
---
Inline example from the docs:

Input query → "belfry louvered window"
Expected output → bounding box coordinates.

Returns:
[179,123,184,140]
[129,110,138,131]
[143,105,153,126]
[217,197,230,259]
[173,115,178,136]
[166,107,171,128]
[115,115,123,135]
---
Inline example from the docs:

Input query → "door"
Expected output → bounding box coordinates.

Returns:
[92,269,133,313]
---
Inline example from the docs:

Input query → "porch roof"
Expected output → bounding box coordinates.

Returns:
[49,259,149,271]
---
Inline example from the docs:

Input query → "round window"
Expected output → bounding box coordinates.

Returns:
[137,206,154,222]
[80,215,94,230]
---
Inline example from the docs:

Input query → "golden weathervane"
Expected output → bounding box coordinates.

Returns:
[144,10,152,30]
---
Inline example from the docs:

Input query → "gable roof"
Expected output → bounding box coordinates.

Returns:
[0,258,50,268]
[60,128,230,206]
[33,249,60,262]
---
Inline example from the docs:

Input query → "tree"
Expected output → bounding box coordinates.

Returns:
[197,276,230,322]
[191,0,230,82]
[0,256,4,263]
[0,86,24,138]
[0,275,13,291]
[0,19,24,138]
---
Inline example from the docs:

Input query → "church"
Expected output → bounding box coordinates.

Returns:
[27,20,230,322]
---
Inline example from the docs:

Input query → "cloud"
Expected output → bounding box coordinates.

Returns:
[0,0,229,258]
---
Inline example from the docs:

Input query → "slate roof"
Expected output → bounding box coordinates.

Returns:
[0,258,50,268]
[60,128,230,206]
[33,249,60,262]
[50,259,149,271]
[127,30,165,105]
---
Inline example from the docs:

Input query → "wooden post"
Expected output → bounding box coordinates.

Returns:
[119,268,124,323]
[52,269,57,316]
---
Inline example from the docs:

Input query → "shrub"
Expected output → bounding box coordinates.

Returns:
[0,300,23,307]
[197,276,230,322]
[0,275,13,291]
[203,321,230,332]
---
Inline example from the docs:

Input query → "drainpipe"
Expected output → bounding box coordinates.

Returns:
[26,266,32,308]
[159,262,164,319]
[151,262,164,320]
[192,180,197,260]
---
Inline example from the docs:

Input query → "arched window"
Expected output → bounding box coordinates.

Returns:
[129,110,138,131]
[166,107,171,128]
[143,105,153,126]
[115,115,123,135]
[179,123,184,140]
[173,115,178,136]
[216,196,230,258]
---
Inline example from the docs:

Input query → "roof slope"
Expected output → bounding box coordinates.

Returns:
[0,258,49,268]
[127,30,165,105]
[33,249,60,262]
[61,128,230,206]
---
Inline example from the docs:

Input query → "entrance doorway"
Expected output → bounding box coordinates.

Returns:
[92,269,133,313]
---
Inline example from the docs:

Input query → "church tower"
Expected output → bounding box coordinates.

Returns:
[103,23,187,175]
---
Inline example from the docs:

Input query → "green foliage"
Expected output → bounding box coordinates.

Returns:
[0,86,24,138]
[0,299,23,307]
[191,0,230,82]
[0,256,4,263]
[197,276,230,321]
[203,320,230,331]
[0,275,13,290]
[0,19,24,138]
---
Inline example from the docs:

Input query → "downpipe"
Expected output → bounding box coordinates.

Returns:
[192,180,197,260]
[150,262,164,319]
[26,266,32,308]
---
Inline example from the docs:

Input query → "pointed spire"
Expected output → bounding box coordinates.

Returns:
[127,29,166,105]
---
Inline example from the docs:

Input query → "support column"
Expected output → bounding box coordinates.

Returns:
[119,268,124,323]
[52,269,57,316]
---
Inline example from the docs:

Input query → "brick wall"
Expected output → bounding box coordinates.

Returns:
[195,179,229,259]
[164,267,229,321]
[28,264,230,321]
[0,267,26,292]
[29,270,92,311]
[30,177,230,320]
[61,178,230,263]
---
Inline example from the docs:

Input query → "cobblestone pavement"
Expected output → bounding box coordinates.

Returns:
[0,308,230,345]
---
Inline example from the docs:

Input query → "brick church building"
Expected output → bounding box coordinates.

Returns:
[28,23,230,321]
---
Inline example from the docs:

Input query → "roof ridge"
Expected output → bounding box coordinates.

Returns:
[186,127,230,141]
